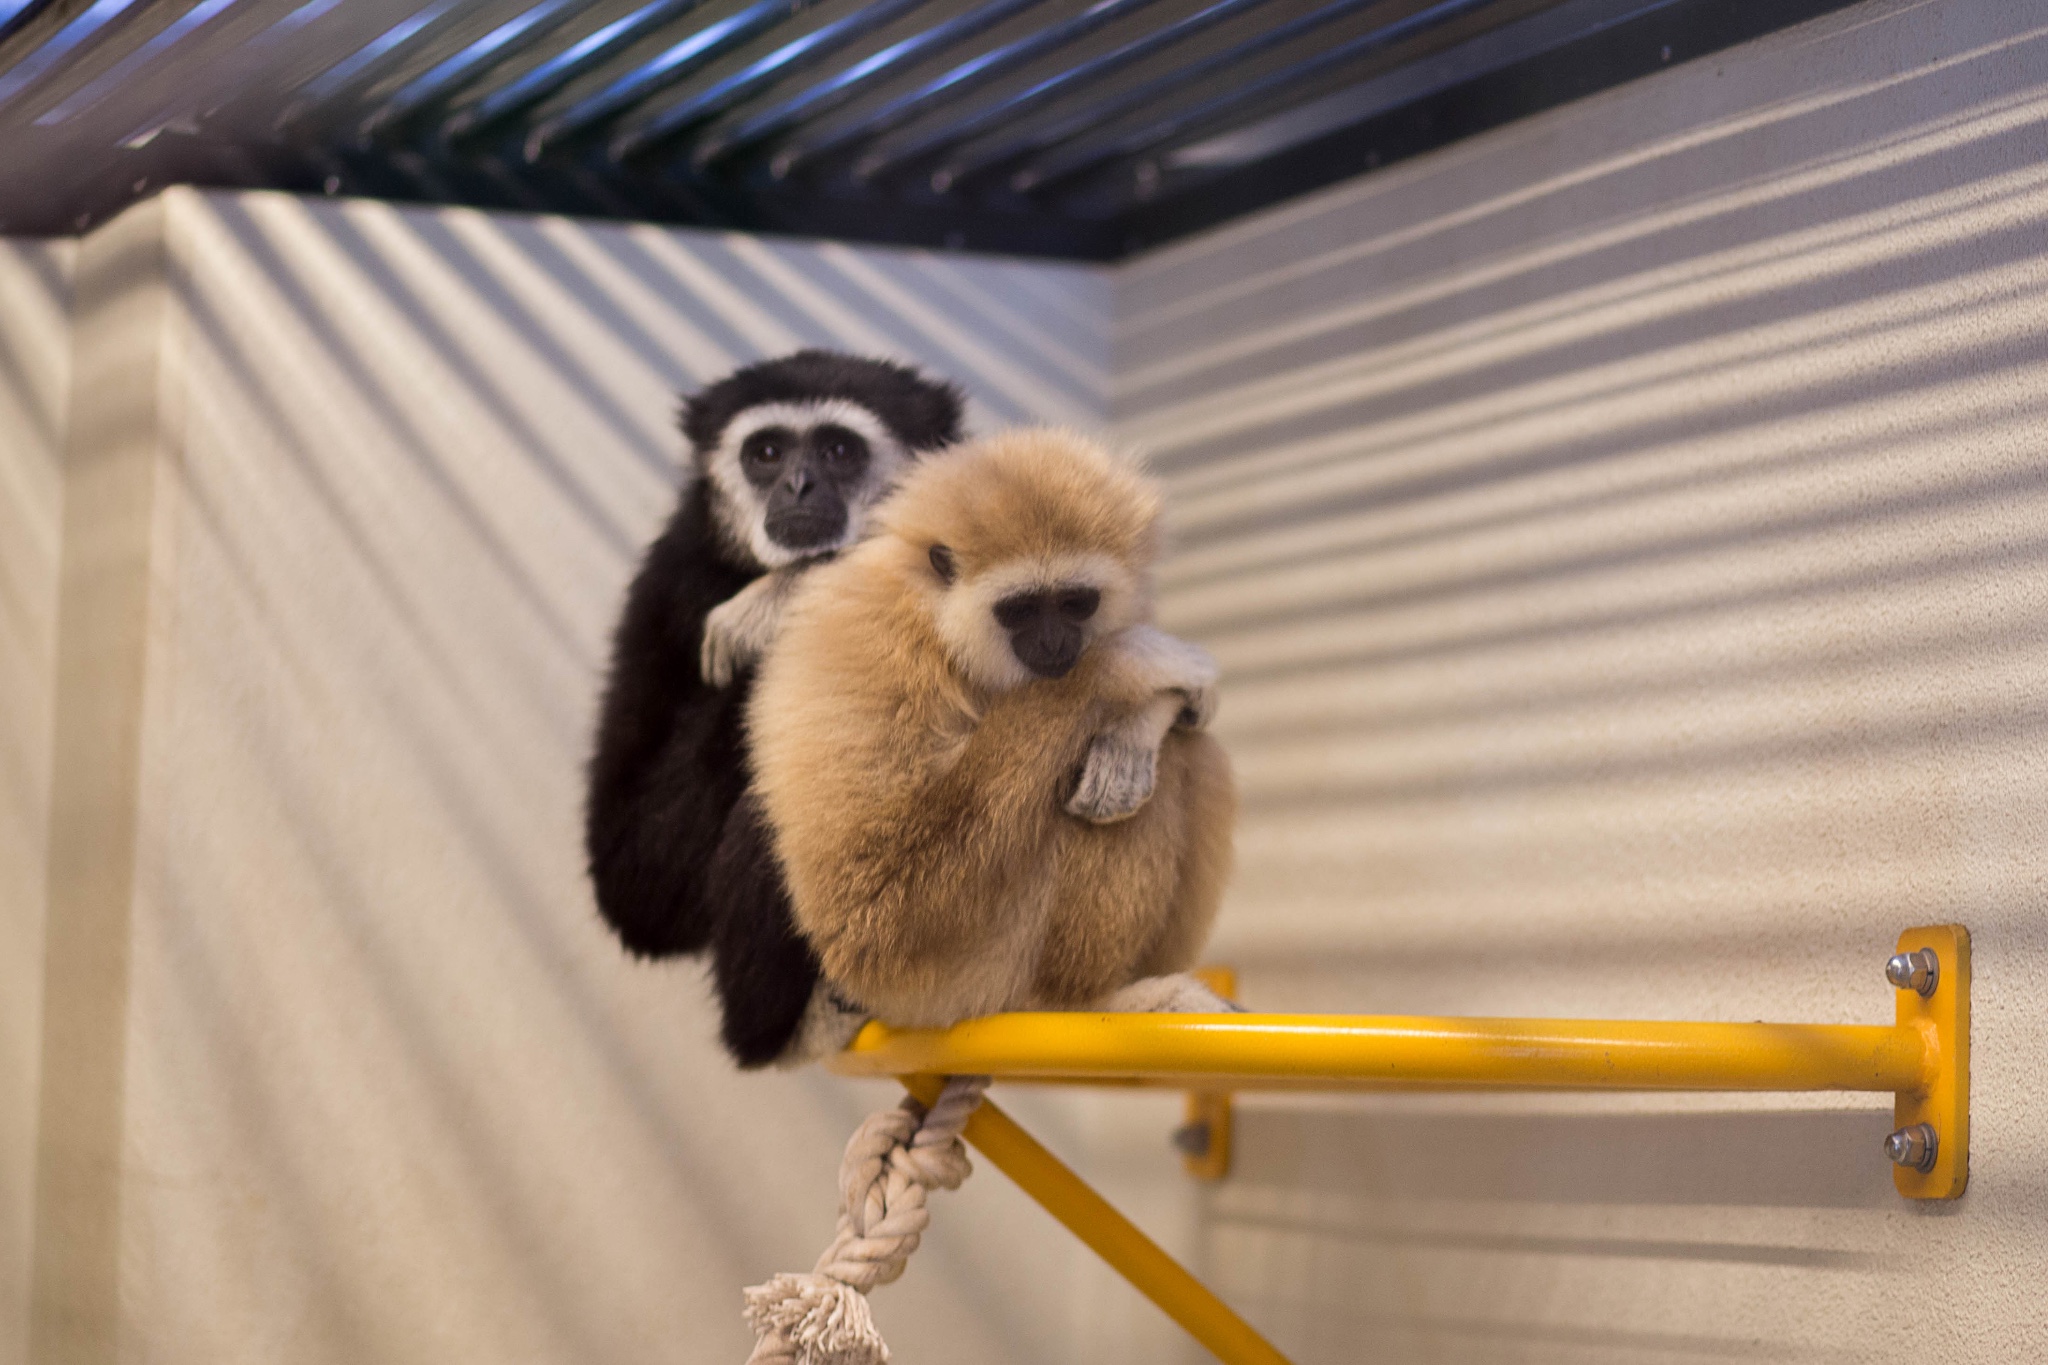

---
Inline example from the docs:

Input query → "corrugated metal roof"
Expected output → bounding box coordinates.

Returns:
[0,0,1857,256]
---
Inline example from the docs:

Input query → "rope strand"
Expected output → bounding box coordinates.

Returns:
[743,1075,991,1365]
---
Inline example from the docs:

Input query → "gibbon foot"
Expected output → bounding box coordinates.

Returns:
[777,985,871,1067]
[1100,973,1245,1013]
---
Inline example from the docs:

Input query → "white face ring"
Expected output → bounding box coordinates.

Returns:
[704,399,911,568]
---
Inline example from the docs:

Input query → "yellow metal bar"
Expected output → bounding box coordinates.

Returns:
[839,1013,1931,1094]
[869,928,1971,1365]
[902,1076,1289,1365]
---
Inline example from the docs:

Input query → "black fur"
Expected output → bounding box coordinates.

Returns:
[706,794,822,1066]
[585,351,963,1067]
[585,486,755,959]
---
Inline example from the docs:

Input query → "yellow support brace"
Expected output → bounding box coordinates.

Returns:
[847,927,1969,1365]
[902,1077,1290,1365]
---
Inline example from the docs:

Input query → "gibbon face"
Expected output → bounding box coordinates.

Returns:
[748,423,867,551]
[682,351,966,570]
[711,398,907,565]
[877,430,1161,692]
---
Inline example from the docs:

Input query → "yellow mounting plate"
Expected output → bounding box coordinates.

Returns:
[1182,967,1236,1181]
[1893,924,1969,1199]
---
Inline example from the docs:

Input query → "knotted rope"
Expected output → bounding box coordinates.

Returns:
[743,1074,991,1365]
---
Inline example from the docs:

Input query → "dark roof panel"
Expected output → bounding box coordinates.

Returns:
[0,0,1863,254]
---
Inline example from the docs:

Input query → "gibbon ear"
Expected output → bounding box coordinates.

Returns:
[929,544,957,584]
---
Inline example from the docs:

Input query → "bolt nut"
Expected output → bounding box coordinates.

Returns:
[1171,1121,1211,1158]
[1886,948,1940,996]
[1885,1122,1938,1172]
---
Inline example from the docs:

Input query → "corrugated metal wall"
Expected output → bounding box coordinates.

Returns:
[11,0,2048,1360]
[0,235,72,1365]
[21,188,1121,1365]
[1120,0,2048,1357]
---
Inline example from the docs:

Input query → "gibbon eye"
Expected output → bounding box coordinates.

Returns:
[929,545,956,583]
[1058,588,1100,621]
[816,427,868,472]
[741,429,793,475]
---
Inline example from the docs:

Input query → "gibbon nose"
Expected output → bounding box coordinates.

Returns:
[1013,620,1083,678]
[997,592,1087,679]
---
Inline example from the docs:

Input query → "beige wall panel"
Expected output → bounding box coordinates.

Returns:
[0,236,74,1365]
[66,188,1110,1365]
[1117,0,2048,1359]
[31,199,175,1365]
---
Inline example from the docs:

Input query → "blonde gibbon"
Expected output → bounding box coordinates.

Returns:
[746,428,1237,1030]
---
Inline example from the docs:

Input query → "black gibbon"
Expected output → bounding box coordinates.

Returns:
[748,429,1238,1030]
[585,350,963,1065]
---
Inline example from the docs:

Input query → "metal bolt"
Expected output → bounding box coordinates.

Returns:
[1885,1122,1938,1172]
[1886,948,1940,996]
[1171,1121,1211,1158]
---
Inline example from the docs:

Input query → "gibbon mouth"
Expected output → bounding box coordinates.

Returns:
[765,509,847,550]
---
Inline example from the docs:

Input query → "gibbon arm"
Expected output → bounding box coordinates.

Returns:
[1067,626,1221,823]
[701,563,809,688]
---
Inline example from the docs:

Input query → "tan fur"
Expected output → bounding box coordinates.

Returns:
[747,430,1236,1029]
